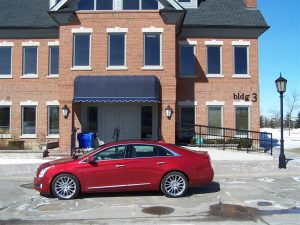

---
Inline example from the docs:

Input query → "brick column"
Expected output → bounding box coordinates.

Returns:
[244,0,257,8]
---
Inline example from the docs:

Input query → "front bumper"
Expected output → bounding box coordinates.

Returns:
[34,176,51,194]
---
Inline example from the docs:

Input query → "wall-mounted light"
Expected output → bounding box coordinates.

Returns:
[62,105,70,119]
[165,105,173,120]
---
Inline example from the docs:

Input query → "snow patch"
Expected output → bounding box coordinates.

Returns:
[257,177,275,183]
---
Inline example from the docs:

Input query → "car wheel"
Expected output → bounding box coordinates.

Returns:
[161,171,188,198]
[51,173,80,200]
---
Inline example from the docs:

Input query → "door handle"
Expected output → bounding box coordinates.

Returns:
[116,164,125,168]
[157,162,166,165]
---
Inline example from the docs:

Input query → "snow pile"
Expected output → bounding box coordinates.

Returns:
[260,128,300,149]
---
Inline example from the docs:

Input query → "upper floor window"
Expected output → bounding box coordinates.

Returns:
[78,0,113,10]
[179,43,196,76]
[207,46,221,75]
[23,47,38,76]
[141,0,158,10]
[234,46,249,75]
[108,33,126,67]
[49,46,59,76]
[144,33,161,67]
[0,47,12,76]
[73,33,91,68]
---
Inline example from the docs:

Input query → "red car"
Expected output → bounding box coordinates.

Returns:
[34,140,214,200]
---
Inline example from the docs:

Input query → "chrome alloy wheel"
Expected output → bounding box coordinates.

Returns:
[53,175,77,199]
[164,174,186,197]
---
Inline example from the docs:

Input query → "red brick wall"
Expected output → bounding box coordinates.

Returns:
[176,38,260,132]
[244,0,257,8]
[58,11,177,150]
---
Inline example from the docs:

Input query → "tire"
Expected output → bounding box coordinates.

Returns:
[161,171,188,198]
[51,173,80,200]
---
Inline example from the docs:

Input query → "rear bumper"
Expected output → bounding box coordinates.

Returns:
[190,167,214,187]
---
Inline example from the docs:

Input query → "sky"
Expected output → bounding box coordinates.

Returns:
[258,0,300,118]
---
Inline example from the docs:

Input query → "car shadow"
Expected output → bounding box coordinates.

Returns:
[186,182,221,196]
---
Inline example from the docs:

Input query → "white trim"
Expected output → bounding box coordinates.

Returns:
[48,41,60,46]
[232,40,250,46]
[206,74,224,78]
[142,27,164,33]
[141,66,164,71]
[71,66,92,71]
[205,40,223,46]
[178,40,197,45]
[20,100,38,106]
[206,101,225,106]
[46,100,59,106]
[0,134,11,139]
[0,75,13,79]
[178,101,197,106]
[106,27,128,33]
[72,27,93,33]
[47,74,59,78]
[0,41,14,47]
[21,75,39,79]
[233,101,252,106]
[0,101,12,106]
[232,74,251,78]
[20,134,37,139]
[50,0,67,11]
[46,134,60,139]
[106,66,128,71]
[22,41,40,47]
[167,0,185,10]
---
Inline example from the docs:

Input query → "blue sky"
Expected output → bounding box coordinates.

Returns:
[258,0,300,117]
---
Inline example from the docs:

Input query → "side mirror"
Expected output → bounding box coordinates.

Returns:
[87,155,95,164]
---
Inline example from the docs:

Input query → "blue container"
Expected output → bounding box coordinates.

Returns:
[77,132,96,149]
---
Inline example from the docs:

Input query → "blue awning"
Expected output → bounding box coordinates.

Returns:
[74,76,161,103]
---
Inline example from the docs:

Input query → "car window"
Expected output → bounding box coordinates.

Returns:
[158,146,174,157]
[129,145,158,158]
[93,146,126,161]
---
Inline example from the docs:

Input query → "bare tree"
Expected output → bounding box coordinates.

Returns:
[268,107,280,128]
[285,90,300,135]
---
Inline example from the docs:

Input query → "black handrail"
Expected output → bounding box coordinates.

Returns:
[176,123,274,155]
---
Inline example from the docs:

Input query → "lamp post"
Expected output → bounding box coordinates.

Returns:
[275,73,287,169]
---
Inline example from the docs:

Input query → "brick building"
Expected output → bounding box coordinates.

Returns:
[0,0,268,152]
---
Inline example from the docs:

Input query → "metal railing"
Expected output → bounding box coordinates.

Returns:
[176,123,274,155]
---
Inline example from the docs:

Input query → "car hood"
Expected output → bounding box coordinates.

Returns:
[48,157,76,165]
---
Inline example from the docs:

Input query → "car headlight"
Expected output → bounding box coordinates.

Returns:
[38,167,52,178]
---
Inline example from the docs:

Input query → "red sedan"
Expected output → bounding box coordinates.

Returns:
[34,140,214,200]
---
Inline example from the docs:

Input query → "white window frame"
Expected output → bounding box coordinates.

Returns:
[178,41,197,77]
[47,103,60,138]
[205,40,223,78]
[142,28,163,70]
[122,0,159,10]
[20,101,38,139]
[0,101,12,138]
[207,105,224,128]
[77,0,114,11]
[234,105,251,137]
[22,42,39,78]
[48,41,60,78]
[71,28,93,70]
[106,27,128,70]
[232,40,250,78]
[0,42,13,79]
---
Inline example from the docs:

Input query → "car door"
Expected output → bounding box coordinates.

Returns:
[124,144,172,190]
[81,145,128,192]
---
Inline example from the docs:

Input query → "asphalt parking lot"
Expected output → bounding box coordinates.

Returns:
[0,150,300,225]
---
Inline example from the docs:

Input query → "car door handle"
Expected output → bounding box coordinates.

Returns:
[116,165,125,168]
[157,162,166,165]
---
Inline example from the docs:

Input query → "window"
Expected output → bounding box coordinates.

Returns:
[158,146,174,157]
[141,0,158,9]
[141,106,153,139]
[0,106,10,135]
[48,106,59,136]
[49,46,59,75]
[123,0,139,9]
[94,146,126,161]
[207,46,221,75]
[23,47,38,75]
[108,33,126,67]
[0,47,12,76]
[234,46,248,75]
[73,34,91,67]
[144,33,161,66]
[87,107,98,133]
[180,107,195,125]
[208,106,222,135]
[178,0,191,2]
[22,106,36,135]
[179,45,195,76]
[129,145,158,158]
[77,0,113,10]
[235,107,249,133]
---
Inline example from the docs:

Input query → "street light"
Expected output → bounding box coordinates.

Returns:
[275,73,287,169]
